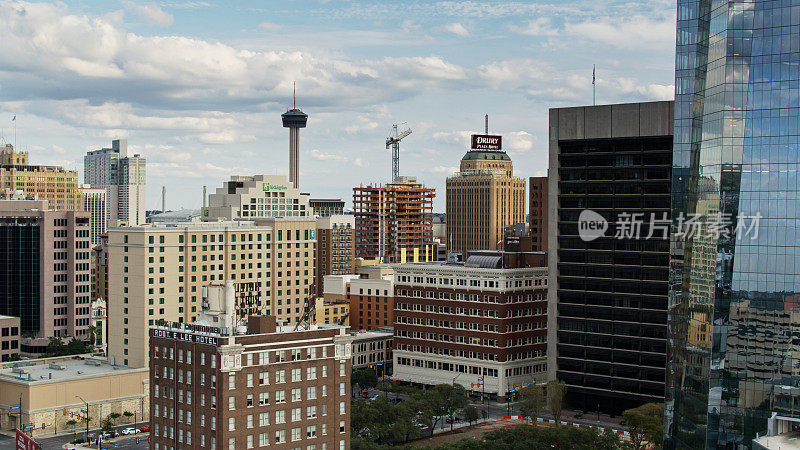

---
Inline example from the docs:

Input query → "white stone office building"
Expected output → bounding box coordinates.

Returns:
[204,175,313,220]
[84,139,146,226]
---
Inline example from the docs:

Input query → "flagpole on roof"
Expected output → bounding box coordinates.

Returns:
[12,114,16,150]
[592,65,596,106]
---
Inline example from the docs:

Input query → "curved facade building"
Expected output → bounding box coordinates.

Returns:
[666,0,800,447]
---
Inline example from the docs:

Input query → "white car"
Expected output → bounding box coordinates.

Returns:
[121,427,139,435]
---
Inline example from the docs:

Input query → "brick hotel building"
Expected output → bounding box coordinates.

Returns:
[149,316,353,450]
[392,246,547,400]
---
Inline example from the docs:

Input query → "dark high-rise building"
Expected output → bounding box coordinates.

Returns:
[0,200,92,353]
[529,176,548,252]
[666,1,800,447]
[547,101,673,414]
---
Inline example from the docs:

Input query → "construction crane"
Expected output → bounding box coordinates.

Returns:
[386,123,412,182]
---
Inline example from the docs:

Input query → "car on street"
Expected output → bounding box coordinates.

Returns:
[140,425,150,432]
[369,394,381,401]
[122,427,139,435]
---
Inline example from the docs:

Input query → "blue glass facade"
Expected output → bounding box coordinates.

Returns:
[667,0,800,447]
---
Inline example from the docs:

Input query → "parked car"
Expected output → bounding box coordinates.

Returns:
[368,394,381,401]
[140,425,151,433]
[100,431,116,439]
[122,427,139,435]
[445,416,463,424]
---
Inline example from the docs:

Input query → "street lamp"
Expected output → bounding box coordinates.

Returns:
[75,395,89,444]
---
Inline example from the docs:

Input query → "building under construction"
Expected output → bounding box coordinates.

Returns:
[353,176,435,263]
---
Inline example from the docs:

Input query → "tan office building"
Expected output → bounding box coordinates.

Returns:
[107,217,316,368]
[315,215,355,296]
[446,149,525,255]
[0,144,82,211]
[0,356,148,435]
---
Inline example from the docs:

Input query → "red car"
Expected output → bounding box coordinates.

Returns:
[140,425,150,433]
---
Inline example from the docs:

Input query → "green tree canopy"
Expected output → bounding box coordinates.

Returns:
[622,402,664,450]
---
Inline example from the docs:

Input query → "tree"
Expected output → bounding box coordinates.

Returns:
[546,380,567,424]
[518,385,546,424]
[462,405,480,427]
[431,424,626,450]
[65,419,77,428]
[622,403,664,450]
[107,412,121,425]
[352,368,378,394]
[123,411,134,422]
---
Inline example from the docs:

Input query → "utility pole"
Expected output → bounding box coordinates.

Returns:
[76,395,88,444]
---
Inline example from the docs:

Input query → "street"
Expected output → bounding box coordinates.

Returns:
[0,423,150,450]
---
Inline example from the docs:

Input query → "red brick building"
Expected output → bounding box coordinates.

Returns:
[149,316,353,450]
[315,216,355,297]
[392,252,547,401]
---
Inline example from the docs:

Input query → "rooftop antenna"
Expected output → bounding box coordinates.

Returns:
[293,81,296,109]
[485,114,488,134]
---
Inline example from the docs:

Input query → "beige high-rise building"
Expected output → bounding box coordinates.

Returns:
[446,148,525,255]
[0,144,82,211]
[107,217,316,368]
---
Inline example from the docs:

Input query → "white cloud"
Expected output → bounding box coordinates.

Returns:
[508,18,557,36]
[309,149,348,162]
[443,22,469,37]
[122,1,174,27]
[353,158,368,168]
[426,165,459,174]
[259,21,283,31]
[565,15,675,51]
[505,131,534,152]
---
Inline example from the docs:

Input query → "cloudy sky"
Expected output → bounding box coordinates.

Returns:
[0,0,675,212]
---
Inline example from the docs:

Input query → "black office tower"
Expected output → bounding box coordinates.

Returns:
[546,101,673,414]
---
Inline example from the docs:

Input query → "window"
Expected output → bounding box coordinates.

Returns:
[229,396,236,410]
[307,367,317,380]
[259,433,269,447]
[291,428,301,442]
[275,410,285,424]
[292,408,301,422]
[229,437,235,450]
[247,414,254,429]
[339,382,345,395]
[259,392,269,406]
[247,435,253,449]
[259,371,269,385]
[340,421,345,433]
[228,417,235,431]
[339,401,345,414]
[275,390,286,404]
[291,388,301,402]
[229,373,236,389]
[307,426,317,438]
[291,368,301,382]
[275,430,285,444]
[247,394,254,407]
[275,370,285,383]
[307,386,316,399]
[306,406,317,419]
[259,412,269,427]
[247,373,254,387]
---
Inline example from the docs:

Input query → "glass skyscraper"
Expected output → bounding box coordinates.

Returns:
[667,0,800,448]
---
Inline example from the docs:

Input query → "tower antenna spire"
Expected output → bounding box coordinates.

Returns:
[293,81,296,109]
[485,114,488,134]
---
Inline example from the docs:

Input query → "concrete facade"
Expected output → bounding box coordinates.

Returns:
[108,218,316,368]
[447,150,525,256]
[315,215,354,297]
[84,139,146,226]
[0,200,92,350]
[0,315,20,362]
[0,145,82,211]
[204,174,313,220]
[0,356,149,435]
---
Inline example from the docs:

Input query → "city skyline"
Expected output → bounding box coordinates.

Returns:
[0,0,675,211]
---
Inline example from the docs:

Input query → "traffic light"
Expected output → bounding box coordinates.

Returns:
[136,438,139,444]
